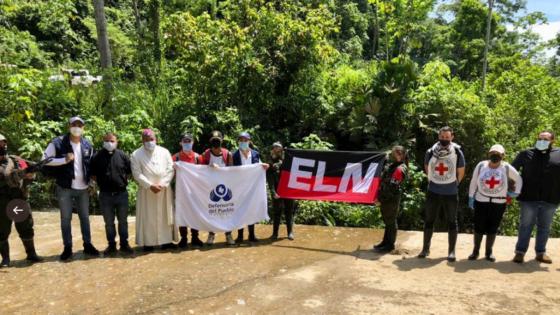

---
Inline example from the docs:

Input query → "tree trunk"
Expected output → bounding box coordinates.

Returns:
[93,0,113,114]
[93,0,112,70]
[149,0,161,68]
[481,0,494,92]
[372,1,379,58]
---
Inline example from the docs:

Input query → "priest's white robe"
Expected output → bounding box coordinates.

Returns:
[131,145,177,246]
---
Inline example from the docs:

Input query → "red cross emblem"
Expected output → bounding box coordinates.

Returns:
[485,176,500,189]
[435,163,448,176]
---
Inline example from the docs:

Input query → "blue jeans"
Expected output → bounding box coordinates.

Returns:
[99,191,129,245]
[57,186,91,248]
[515,201,559,255]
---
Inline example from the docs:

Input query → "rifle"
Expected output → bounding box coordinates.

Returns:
[22,156,54,174]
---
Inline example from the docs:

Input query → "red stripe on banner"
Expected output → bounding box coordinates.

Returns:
[276,170,381,204]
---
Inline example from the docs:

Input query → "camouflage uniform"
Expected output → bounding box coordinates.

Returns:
[0,151,40,267]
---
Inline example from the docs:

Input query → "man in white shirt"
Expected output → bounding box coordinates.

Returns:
[43,116,99,260]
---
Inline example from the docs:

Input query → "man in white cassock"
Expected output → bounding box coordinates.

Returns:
[131,129,177,251]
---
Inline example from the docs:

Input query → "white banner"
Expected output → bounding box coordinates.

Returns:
[175,162,269,232]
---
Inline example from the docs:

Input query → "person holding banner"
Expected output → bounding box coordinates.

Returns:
[0,134,42,267]
[418,126,465,262]
[467,144,522,262]
[374,146,408,253]
[267,142,296,240]
[201,130,235,246]
[173,133,204,248]
[131,129,177,251]
[232,132,269,243]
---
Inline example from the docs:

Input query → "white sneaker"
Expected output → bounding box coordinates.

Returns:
[226,234,236,246]
[206,233,215,245]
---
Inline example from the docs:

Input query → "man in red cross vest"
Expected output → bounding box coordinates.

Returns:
[418,126,466,262]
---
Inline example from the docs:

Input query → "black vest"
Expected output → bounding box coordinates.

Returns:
[49,134,94,189]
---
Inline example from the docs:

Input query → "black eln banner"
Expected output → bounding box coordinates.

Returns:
[276,149,386,204]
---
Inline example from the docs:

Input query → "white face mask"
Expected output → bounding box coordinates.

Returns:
[144,141,156,151]
[70,127,83,137]
[103,141,117,152]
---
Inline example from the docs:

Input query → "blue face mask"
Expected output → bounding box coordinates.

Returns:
[182,143,193,152]
[239,142,249,150]
[535,140,551,151]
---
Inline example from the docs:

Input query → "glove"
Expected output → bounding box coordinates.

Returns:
[507,191,519,198]
[468,197,475,209]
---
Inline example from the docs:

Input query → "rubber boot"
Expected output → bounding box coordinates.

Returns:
[418,229,433,258]
[191,229,203,248]
[0,240,10,267]
[447,231,457,262]
[178,227,188,249]
[22,238,42,262]
[485,234,497,262]
[468,233,483,260]
[236,228,244,243]
[375,226,395,253]
[286,209,295,240]
[248,225,258,242]
[374,229,388,250]
[271,220,280,240]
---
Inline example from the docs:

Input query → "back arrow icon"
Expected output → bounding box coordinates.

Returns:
[13,206,23,214]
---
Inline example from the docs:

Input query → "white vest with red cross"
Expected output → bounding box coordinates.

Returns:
[475,161,509,199]
[428,148,458,184]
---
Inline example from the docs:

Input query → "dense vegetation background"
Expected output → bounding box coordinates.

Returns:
[1,0,559,235]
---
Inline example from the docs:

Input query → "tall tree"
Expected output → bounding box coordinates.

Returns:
[93,0,113,113]
[481,0,493,91]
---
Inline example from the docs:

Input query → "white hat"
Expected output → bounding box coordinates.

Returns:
[68,116,85,124]
[489,144,505,154]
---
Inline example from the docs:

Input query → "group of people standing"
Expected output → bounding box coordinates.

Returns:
[0,116,296,266]
[375,126,560,264]
[1,119,559,267]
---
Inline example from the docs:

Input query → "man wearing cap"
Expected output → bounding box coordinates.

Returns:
[467,144,522,262]
[201,130,235,246]
[232,132,269,243]
[43,116,99,261]
[267,142,296,240]
[511,130,560,264]
[0,134,42,267]
[173,133,204,248]
[131,129,177,251]
[90,132,133,255]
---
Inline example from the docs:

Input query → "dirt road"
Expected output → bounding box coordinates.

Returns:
[1,212,559,314]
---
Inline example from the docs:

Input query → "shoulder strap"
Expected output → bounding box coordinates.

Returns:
[222,148,229,164]
[477,161,486,177]
[203,149,211,164]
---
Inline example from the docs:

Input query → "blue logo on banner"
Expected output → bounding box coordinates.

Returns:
[210,184,233,202]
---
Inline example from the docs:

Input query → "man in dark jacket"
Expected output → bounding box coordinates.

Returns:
[511,131,560,264]
[91,132,133,255]
[43,116,99,261]
[0,134,42,267]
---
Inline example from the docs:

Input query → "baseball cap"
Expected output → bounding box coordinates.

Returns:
[181,133,193,141]
[210,130,223,141]
[238,131,251,140]
[68,116,85,125]
[489,144,505,154]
